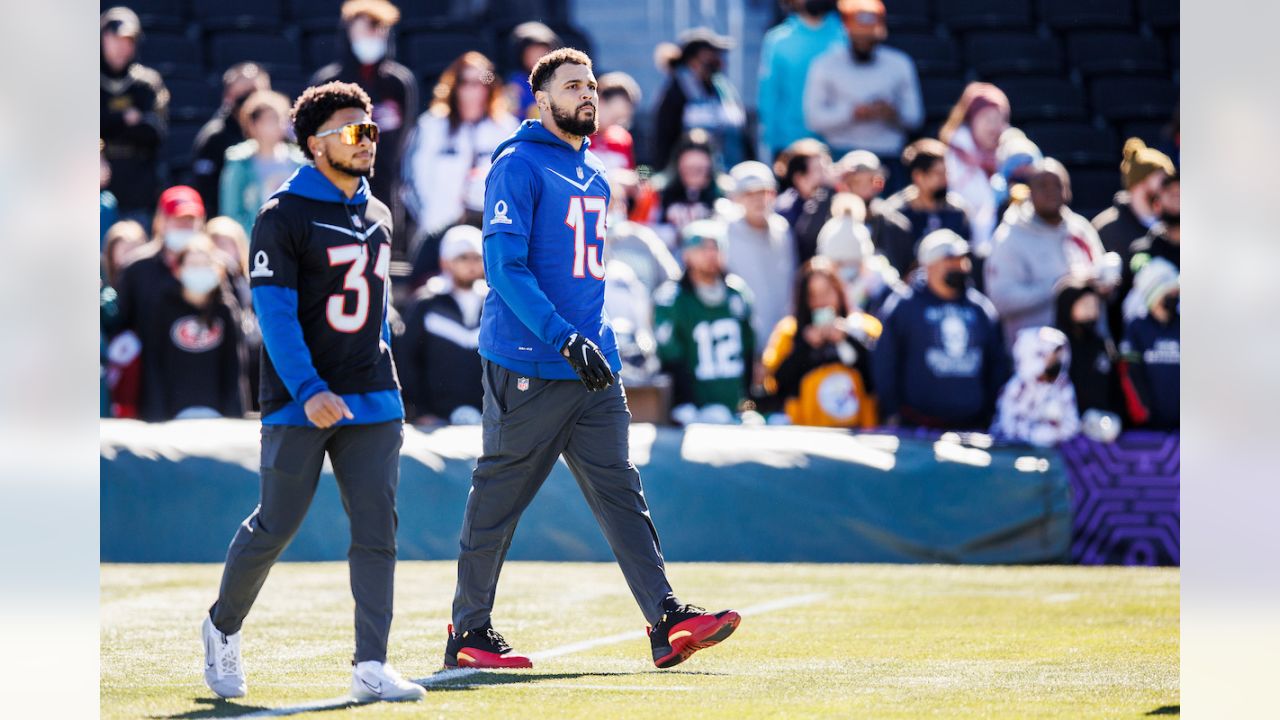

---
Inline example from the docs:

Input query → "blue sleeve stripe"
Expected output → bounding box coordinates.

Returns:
[484,230,575,350]
[252,285,330,404]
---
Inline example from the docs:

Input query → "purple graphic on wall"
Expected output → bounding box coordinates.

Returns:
[1058,431,1180,566]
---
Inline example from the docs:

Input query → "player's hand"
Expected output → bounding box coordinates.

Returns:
[561,332,614,392]
[304,391,354,428]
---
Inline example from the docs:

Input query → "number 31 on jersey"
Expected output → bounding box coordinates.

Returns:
[564,196,607,280]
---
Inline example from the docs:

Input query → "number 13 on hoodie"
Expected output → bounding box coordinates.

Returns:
[564,196,607,280]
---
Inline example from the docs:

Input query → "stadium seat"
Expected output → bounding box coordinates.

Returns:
[1067,32,1166,77]
[965,33,1062,77]
[1040,0,1134,30]
[1169,32,1179,71]
[997,77,1087,122]
[400,0,487,30]
[165,121,206,173]
[920,75,968,123]
[1120,121,1173,150]
[288,0,344,31]
[1022,121,1118,167]
[191,0,286,31]
[164,76,222,123]
[303,30,341,70]
[886,34,959,76]
[1064,166,1121,219]
[101,0,187,31]
[1139,0,1179,31]
[209,32,304,77]
[1089,77,1178,121]
[936,0,1034,32]
[883,0,932,31]
[139,31,205,79]
[402,30,495,87]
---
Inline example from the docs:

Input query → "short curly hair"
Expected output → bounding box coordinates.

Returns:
[290,81,373,160]
[528,47,592,94]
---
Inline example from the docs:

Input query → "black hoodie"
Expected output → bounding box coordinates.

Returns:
[1054,282,1123,416]
[100,54,169,214]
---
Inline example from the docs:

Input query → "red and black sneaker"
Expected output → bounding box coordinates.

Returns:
[443,623,533,669]
[648,604,741,669]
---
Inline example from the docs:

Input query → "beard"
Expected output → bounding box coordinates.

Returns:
[330,156,374,178]
[551,99,599,137]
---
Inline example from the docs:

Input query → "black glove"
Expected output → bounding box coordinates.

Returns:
[561,332,614,391]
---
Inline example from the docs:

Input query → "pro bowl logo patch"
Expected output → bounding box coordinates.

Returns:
[170,316,224,353]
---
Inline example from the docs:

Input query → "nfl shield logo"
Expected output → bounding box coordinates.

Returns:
[517,377,530,392]
[576,166,584,180]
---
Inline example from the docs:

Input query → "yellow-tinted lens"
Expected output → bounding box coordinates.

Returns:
[339,122,379,144]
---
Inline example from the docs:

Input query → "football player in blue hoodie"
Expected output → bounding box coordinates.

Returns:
[200,82,424,703]
[444,48,740,671]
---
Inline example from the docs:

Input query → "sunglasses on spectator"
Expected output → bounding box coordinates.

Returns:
[314,122,380,145]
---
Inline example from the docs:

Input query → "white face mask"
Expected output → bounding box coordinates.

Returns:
[180,266,220,295]
[165,228,196,253]
[350,36,387,64]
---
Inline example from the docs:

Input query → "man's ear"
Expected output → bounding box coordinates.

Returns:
[534,89,547,111]
[308,136,322,158]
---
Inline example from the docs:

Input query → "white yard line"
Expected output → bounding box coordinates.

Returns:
[227,592,828,718]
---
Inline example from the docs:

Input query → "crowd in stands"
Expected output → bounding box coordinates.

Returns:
[100,0,1180,446]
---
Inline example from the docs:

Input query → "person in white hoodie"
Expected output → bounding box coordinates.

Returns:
[992,325,1080,447]
[984,159,1106,348]
[940,82,1010,255]
[402,51,518,247]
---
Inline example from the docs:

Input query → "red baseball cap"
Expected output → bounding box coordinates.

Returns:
[158,185,206,219]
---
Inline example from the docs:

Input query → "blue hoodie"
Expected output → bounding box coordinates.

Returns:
[757,12,847,153]
[251,164,403,427]
[479,119,622,379]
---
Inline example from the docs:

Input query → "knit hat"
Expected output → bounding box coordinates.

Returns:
[996,128,1042,174]
[680,219,726,250]
[1133,257,1179,312]
[1120,137,1175,190]
[100,7,142,38]
[816,215,873,264]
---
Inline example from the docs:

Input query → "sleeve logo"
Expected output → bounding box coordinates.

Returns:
[491,199,513,225]
[250,250,275,278]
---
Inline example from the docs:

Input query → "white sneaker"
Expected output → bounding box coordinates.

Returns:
[202,615,247,698]
[350,661,426,702]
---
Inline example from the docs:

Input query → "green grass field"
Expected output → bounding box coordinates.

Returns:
[101,561,1178,719]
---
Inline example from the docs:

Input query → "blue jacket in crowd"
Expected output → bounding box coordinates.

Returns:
[757,11,846,154]
[1121,314,1180,429]
[873,279,1009,428]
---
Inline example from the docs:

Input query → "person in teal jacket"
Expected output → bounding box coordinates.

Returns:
[757,0,846,158]
[218,90,305,234]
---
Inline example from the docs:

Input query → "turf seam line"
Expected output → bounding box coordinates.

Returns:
[223,592,829,718]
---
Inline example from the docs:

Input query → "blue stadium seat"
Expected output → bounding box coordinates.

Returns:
[401,30,495,86]
[1067,32,1166,77]
[288,0,344,31]
[1169,32,1179,71]
[303,30,341,70]
[937,0,1034,32]
[401,0,486,30]
[166,121,205,172]
[164,76,222,123]
[1120,121,1173,150]
[1089,77,1178,121]
[883,0,932,31]
[208,32,303,76]
[998,77,1087,122]
[191,0,286,31]
[1139,0,1179,31]
[965,33,1062,77]
[100,0,187,32]
[1023,121,1118,167]
[1040,0,1134,30]
[139,30,205,79]
[1064,166,1121,219]
[920,75,968,123]
[886,33,959,76]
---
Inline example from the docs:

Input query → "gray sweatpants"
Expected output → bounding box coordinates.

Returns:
[210,420,403,663]
[452,360,675,631]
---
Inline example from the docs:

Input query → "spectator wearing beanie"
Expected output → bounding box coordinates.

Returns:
[723,161,797,352]
[802,0,922,157]
[814,208,901,318]
[1119,259,1180,429]
[873,230,1008,430]
[396,225,488,425]
[100,7,169,221]
[757,0,846,157]
[985,159,1105,348]
[1092,138,1175,262]
[940,83,1011,255]
[991,128,1042,221]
